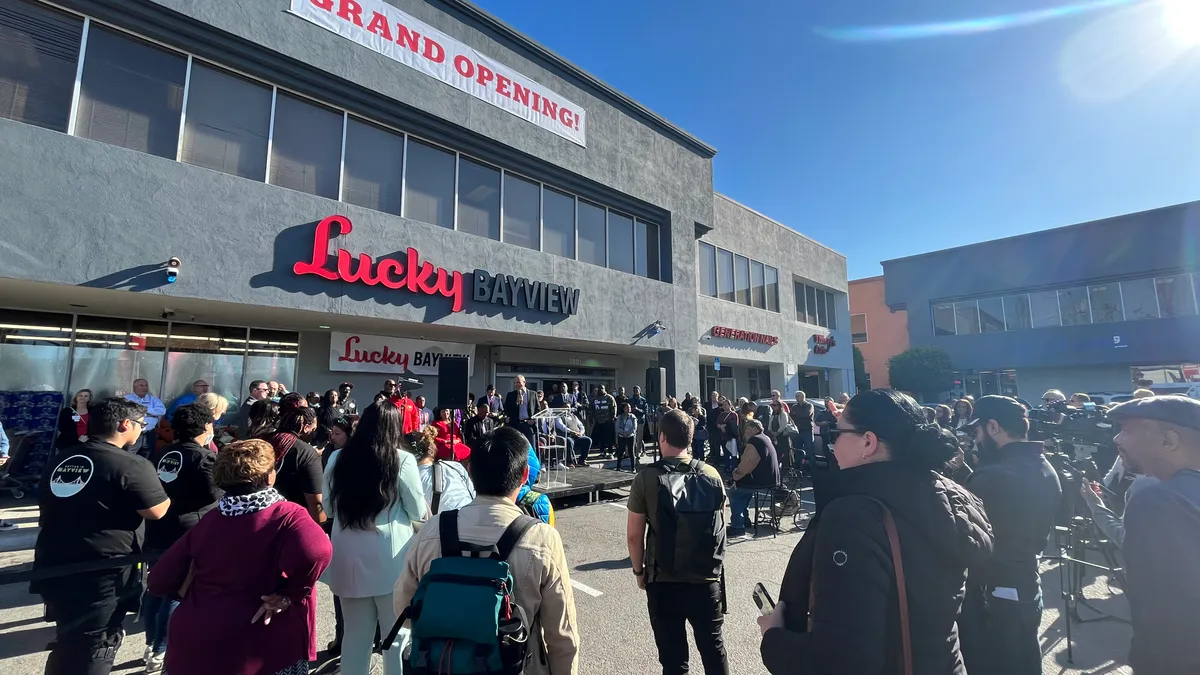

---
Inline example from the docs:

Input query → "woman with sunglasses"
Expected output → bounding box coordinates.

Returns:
[757,389,993,675]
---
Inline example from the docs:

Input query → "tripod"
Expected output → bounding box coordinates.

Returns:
[1051,515,1129,664]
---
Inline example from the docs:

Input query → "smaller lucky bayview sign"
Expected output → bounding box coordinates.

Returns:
[330,331,475,376]
[711,325,779,346]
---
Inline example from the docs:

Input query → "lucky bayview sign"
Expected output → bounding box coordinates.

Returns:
[331,332,475,375]
[290,0,586,146]
[293,215,580,316]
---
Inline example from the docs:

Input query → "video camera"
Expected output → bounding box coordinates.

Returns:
[1029,401,1118,478]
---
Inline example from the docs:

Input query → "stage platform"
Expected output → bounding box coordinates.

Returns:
[533,465,636,503]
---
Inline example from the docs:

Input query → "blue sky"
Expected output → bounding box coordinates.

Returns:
[470,0,1200,279]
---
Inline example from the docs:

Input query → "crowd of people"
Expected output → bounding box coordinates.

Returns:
[18,369,1200,675]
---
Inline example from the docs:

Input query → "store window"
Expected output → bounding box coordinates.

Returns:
[576,199,606,266]
[805,285,818,325]
[403,139,455,229]
[954,300,979,334]
[717,248,734,302]
[0,309,72,394]
[457,157,500,240]
[933,302,956,336]
[69,317,168,401]
[0,0,83,132]
[734,255,750,305]
[978,297,1005,332]
[1030,290,1060,328]
[244,329,298,392]
[269,93,341,199]
[1156,274,1196,317]
[698,242,717,297]
[180,64,271,181]
[750,261,765,309]
[765,267,779,312]
[1003,294,1032,330]
[341,116,404,215]
[75,26,186,158]
[851,313,868,343]
[1058,287,1091,326]
[635,220,659,280]
[607,211,635,273]
[163,324,248,421]
[542,187,575,259]
[1120,278,1159,320]
[502,172,540,251]
[1088,283,1123,323]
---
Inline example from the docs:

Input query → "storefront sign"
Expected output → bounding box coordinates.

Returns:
[290,0,587,146]
[812,334,837,354]
[331,331,475,376]
[294,215,580,316]
[712,325,779,346]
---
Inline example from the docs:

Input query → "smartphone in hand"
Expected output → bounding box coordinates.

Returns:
[753,582,776,616]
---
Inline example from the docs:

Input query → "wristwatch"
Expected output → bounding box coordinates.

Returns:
[632,568,644,576]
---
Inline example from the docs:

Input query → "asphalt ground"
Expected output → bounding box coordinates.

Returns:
[0,485,1133,674]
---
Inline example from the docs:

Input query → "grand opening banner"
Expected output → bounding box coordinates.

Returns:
[329,331,476,376]
[290,0,588,146]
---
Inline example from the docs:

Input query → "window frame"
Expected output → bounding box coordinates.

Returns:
[851,313,868,343]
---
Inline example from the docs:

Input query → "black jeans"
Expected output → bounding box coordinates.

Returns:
[40,569,138,675]
[960,586,1043,675]
[646,581,729,675]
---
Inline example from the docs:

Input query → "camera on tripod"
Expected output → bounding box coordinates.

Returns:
[1029,400,1118,475]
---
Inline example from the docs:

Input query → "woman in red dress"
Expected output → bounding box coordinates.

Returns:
[431,407,471,462]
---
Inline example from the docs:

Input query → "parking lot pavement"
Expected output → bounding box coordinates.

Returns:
[0,494,1132,674]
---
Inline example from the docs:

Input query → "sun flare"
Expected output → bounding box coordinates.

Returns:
[1162,0,1200,47]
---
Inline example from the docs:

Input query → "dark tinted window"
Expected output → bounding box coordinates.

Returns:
[180,63,270,180]
[933,302,955,336]
[269,93,341,199]
[577,199,606,266]
[0,0,82,131]
[403,139,454,228]
[698,243,716,297]
[542,187,575,258]
[794,281,806,319]
[635,220,660,280]
[825,291,837,329]
[457,158,499,240]
[805,285,818,325]
[75,26,185,158]
[978,297,1005,332]
[342,116,403,214]
[1088,284,1122,323]
[1058,287,1091,326]
[1156,274,1196,317]
[607,211,634,273]
[816,288,829,327]
[1003,294,1031,330]
[717,249,734,302]
[502,173,540,251]
[954,300,979,334]
[734,255,750,305]
[1120,278,1158,320]
[765,267,778,312]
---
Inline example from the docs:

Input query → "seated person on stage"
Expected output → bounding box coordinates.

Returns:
[431,407,471,462]
[517,442,555,526]
[463,403,498,454]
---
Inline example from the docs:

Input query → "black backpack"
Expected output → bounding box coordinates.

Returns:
[652,459,727,582]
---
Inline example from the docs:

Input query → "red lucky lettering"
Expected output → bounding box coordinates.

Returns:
[337,335,411,370]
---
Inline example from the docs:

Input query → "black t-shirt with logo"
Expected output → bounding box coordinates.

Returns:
[145,440,222,551]
[35,440,168,568]
[274,438,324,507]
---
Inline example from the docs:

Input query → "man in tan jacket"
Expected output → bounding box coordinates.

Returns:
[394,426,580,675]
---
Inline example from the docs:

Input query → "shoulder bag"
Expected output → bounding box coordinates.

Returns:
[807,497,912,675]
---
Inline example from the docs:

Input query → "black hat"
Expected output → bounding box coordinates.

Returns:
[966,395,1027,430]
[340,382,353,389]
[1108,395,1200,432]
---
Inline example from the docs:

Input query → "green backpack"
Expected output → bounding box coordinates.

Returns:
[382,509,540,674]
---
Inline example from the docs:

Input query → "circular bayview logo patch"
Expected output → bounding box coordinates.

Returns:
[157,451,183,483]
[833,550,849,567]
[49,454,94,498]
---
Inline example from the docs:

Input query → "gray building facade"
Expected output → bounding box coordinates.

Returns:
[882,201,1200,400]
[0,0,849,418]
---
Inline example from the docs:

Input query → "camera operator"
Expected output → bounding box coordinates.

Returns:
[958,396,1062,675]
[1104,395,1200,675]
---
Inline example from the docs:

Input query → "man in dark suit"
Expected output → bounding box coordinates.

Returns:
[478,384,503,417]
[503,375,536,446]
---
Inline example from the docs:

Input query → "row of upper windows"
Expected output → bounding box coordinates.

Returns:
[696,242,780,312]
[0,0,663,280]
[932,272,1200,336]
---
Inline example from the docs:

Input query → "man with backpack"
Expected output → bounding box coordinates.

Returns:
[626,409,730,675]
[393,426,579,674]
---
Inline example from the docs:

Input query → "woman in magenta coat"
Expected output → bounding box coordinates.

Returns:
[148,439,332,675]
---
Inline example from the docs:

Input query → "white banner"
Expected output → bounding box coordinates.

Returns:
[329,331,475,376]
[290,0,587,146]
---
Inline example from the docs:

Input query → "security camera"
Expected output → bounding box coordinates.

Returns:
[166,257,182,283]
[160,309,176,320]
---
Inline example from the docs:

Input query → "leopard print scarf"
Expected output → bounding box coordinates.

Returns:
[218,487,286,517]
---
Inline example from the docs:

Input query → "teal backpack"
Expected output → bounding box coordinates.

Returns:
[381,509,540,674]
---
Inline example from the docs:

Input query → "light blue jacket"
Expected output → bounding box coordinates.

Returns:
[322,447,426,598]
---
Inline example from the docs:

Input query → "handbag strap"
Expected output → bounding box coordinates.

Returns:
[807,498,913,675]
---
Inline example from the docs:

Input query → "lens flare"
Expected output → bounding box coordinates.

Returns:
[1162,0,1200,46]
[816,0,1137,42]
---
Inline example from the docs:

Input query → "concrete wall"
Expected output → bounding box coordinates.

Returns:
[883,201,1200,370]
[695,196,853,391]
[1015,365,1134,402]
[848,276,908,388]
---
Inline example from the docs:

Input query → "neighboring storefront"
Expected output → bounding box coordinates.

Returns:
[0,0,850,454]
[883,200,1200,400]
